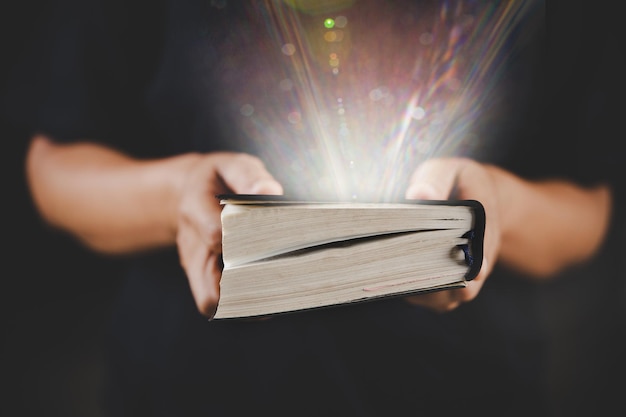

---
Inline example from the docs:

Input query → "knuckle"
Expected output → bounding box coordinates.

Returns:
[175,234,191,268]
[457,290,476,303]
[196,292,219,318]
[176,248,187,269]
[177,202,195,226]
[440,301,461,313]
[204,222,223,248]
[232,152,263,168]
[456,281,480,303]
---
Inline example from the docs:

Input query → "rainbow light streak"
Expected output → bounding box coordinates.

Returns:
[221,0,540,201]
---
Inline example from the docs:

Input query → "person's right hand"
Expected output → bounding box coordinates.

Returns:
[175,152,283,319]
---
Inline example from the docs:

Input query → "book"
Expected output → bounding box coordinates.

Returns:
[214,194,485,320]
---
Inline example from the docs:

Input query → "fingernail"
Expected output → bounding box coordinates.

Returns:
[251,180,283,195]
[405,183,438,199]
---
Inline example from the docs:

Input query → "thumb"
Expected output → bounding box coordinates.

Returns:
[216,153,283,195]
[249,178,284,195]
[405,158,469,200]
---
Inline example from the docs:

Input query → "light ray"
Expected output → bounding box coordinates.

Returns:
[213,0,542,201]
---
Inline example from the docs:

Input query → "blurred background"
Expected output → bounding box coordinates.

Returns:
[1,5,126,416]
[2,1,625,417]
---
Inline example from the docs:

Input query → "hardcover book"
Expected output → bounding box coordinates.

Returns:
[214,194,485,319]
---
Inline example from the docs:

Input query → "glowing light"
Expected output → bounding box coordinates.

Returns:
[335,15,348,28]
[287,111,302,124]
[446,78,461,92]
[329,30,344,42]
[240,104,254,117]
[369,87,389,102]
[279,78,294,91]
[283,0,355,15]
[215,1,539,201]
[281,43,296,56]
[410,106,426,120]
[291,161,303,172]
[419,32,434,45]
[416,140,431,154]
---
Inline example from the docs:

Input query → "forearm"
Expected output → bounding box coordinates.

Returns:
[26,135,199,254]
[489,165,612,277]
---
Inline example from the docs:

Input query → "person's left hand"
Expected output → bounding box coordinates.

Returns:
[402,157,502,313]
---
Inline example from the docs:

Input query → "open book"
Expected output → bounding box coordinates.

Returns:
[214,195,485,320]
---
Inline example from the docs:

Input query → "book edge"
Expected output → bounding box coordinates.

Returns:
[463,199,485,281]
[218,193,486,280]
[212,281,466,320]
[217,193,482,207]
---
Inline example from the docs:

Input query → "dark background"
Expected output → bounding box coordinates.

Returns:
[2,2,625,417]
[1,3,126,416]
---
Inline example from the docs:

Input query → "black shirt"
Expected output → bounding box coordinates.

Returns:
[3,1,625,416]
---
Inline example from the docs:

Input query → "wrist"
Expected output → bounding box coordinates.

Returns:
[484,164,520,245]
[140,152,203,244]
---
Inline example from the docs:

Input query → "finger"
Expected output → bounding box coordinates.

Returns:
[457,170,499,280]
[413,160,498,282]
[215,153,283,196]
[405,158,470,200]
[476,257,491,292]
[178,187,223,253]
[405,276,483,312]
[202,252,223,319]
[189,251,221,319]
[405,290,460,313]
[404,204,490,312]
[178,226,222,318]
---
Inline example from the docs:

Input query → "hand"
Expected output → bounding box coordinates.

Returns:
[403,157,502,313]
[175,152,283,319]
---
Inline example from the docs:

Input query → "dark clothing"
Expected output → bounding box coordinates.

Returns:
[3,0,625,416]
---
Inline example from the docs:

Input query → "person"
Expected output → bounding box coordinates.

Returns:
[4,0,624,415]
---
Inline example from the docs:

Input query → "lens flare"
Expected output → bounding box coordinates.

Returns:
[210,0,542,201]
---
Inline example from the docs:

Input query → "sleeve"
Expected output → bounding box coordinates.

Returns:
[569,3,626,248]
[585,21,626,252]
[543,0,625,230]
[551,0,626,321]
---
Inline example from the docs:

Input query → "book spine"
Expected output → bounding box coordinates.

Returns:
[462,201,486,280]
